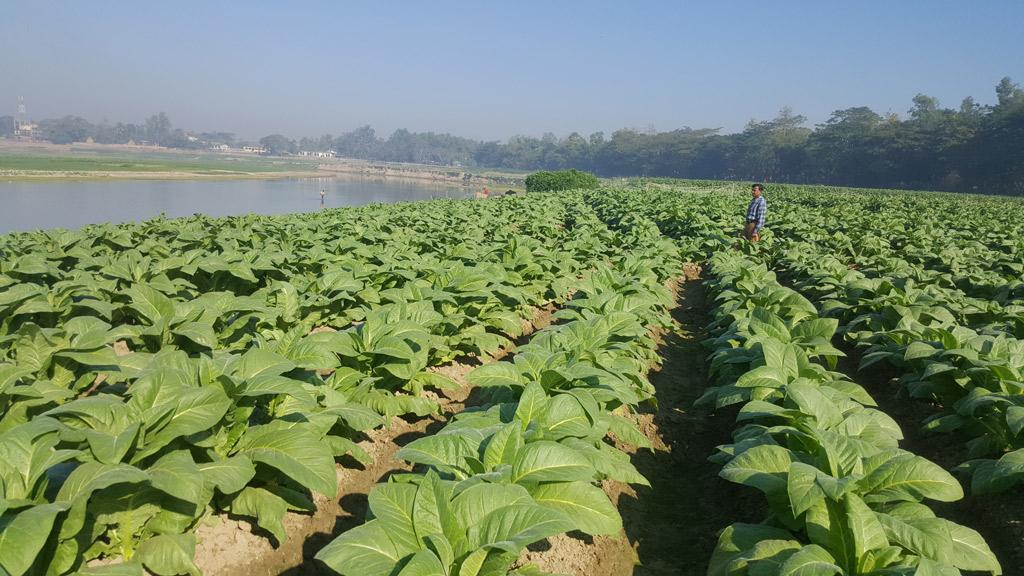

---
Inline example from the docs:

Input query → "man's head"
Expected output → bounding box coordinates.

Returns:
[751,184,763,198]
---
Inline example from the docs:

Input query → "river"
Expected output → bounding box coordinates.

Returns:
[0,176,473,234]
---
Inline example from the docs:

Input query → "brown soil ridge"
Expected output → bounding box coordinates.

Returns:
[192,304,556,575]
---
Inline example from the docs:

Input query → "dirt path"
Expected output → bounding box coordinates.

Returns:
[616,275,764,575]
[840,353,1024,573]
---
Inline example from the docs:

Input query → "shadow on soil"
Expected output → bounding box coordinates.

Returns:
[620,278,764,576]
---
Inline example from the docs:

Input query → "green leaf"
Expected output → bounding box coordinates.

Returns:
[451,483,533,531]
[0,502,71,576]
[514,382,548,430]
[945,520,1002,573]
[125,284,176,326]
[315,520,401,576]
[469,503,574,551]
[73,563,145,576]
[529,481,621,536]
[843,493,889,562]
[323,403,386,432]
[466,363,524,389]
[172,322,218,349]
[236,425,337,497]
[367,483,419,553]
[858,454,963,503]
[229,486,289,543]
[139,387,231,459]
[397,549,447,576]
[148,450,205,505]
[788,462,826,517]
[709,523,798,576]
[778,544,842,576]
[540,394,591,440]
[787,381,842,429]
[1006,406,1024,438]
[720,444,792,496]
[396,433,478,472]
[56,461,149,502]
[235,348,297,380]
[483,422,524,471]
[197,455,256,494]
[135,533,200,576]
[237,374,316,404]
[511,441,594,484]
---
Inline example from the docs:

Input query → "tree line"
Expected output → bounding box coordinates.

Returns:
[3,77,1022,194]
[295,77,1024,195]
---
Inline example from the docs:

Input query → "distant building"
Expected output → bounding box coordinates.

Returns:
[14,120,37,138]
[299,150,336,158]
[209,144,230,151]
[241,145,266,154]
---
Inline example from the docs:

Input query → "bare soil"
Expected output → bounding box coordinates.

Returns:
[617,275,764,576]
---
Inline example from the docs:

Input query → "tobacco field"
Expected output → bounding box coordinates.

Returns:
[0,181,1021,576]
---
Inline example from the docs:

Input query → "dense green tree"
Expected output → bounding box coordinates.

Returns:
[20,76,1024,195]
[259,134,298,155]
[145,112,172,145]
[37,116,94,144]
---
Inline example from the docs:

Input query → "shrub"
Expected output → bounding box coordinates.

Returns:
[525,169,600,192]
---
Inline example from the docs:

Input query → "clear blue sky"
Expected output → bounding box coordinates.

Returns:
[1,1,1021,141]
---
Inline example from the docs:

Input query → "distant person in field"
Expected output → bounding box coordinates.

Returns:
[743,184,766,242]
[320,188,326,208]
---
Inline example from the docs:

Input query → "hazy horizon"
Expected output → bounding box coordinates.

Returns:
[2,1,1021,142]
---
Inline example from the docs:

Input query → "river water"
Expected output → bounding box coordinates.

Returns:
[0,176,472,234]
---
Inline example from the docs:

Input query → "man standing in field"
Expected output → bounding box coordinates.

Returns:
[743,184,767,242]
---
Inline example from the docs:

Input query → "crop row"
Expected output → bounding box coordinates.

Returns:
[0,195,642,575]
[313,209,683,575]
[698,249,1001,575]
[774,245,1024,497]
[595,185,1024,500]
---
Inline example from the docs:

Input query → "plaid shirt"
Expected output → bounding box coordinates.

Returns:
[746,195,766,232]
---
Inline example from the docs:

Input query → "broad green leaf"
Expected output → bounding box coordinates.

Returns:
[367,483,419,553]
[514,382,548,429]
[451,483,532,530]
[483,422,524,471]
[229,486,289,543]
[235,348,296,380]
[396,433,478,472]
[397,549,446,576]
[530,481,621,536]
[720,444,792,495]
[236,425,337,497]
[197,455,256,494]
[709,523,798,576]
[0,502,71,576]
[135,533,200,576]
[469,503,574,551]
[858,454,963,503]
[315,520,401,576]
[148,450,205,505]
[778,544,842,576]
[844,493,889,563]
[788,462,826,517]
[510,441,594,484]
